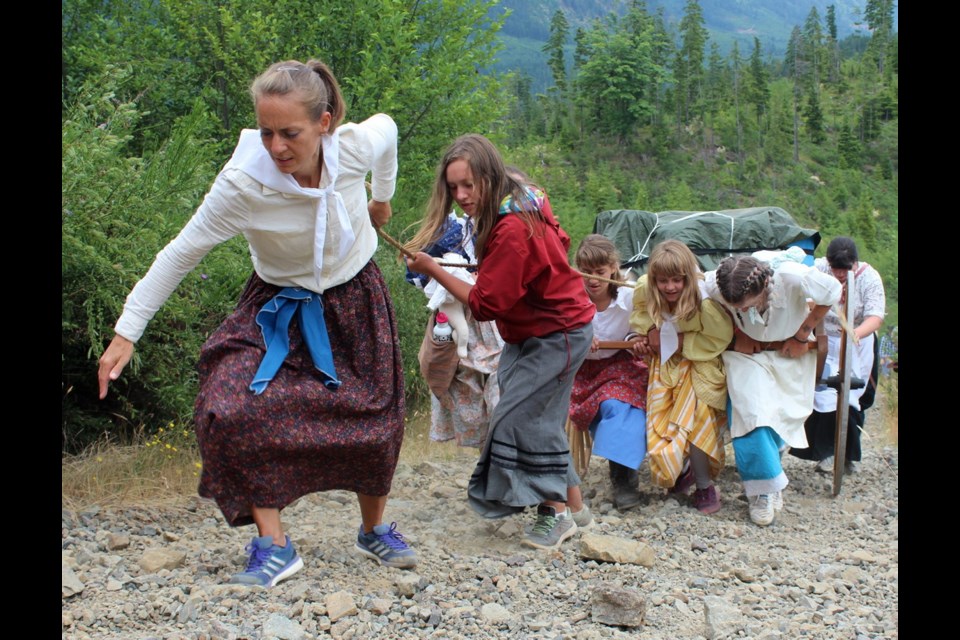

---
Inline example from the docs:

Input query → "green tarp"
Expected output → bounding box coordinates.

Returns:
[593,207,820,275]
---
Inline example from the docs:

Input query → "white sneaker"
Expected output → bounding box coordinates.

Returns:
[771,491,784,511]
[816,456,834,474]
[749,494,776,526]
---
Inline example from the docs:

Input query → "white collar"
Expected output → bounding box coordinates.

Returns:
[226,129,356,286]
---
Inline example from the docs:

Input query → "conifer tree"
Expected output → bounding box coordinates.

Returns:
[675,0,708,125]
[825,5,841,83]
[543,9,569,96]
[803,7,824,90]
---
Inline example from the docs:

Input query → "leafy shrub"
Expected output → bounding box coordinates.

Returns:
[62,73,249,451]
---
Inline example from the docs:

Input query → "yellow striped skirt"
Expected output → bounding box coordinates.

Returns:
[646,356,726,488]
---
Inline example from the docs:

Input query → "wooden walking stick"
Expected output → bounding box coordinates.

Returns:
[832,271,855,496]
[376,225,633,284]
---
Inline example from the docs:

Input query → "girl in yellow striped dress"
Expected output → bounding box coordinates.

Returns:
[630,241,733,514]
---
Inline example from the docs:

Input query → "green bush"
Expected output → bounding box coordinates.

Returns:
[62,75,249,451]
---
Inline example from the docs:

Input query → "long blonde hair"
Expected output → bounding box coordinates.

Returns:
[405,134,541,262]
[575,234,622,300]
[646,240,703,324]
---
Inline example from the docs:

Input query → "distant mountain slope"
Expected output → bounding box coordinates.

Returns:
[489,0,898,91]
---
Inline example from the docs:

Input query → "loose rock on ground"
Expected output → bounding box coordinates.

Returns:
[62,442,898,639]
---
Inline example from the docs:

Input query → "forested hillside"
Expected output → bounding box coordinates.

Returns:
[491,0,897,91]
[62,0,897,450]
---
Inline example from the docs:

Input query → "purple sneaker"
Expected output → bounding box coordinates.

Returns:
[355,522,418,569]
[669,465,695,495]
[693,485,722,515]
[229,535,303,587]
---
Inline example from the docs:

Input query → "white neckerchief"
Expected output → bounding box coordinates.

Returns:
[660,314,679,364]
[226,129,356,286]
[660,278,710,362]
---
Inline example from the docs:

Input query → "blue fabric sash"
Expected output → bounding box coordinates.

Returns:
[250,287,341,395]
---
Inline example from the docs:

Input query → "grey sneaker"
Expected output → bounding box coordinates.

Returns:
[522,505,578,550]
[816,455,835,474]
[571,504,594,529]
[845,460,862,474]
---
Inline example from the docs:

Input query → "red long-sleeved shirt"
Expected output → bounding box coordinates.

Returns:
[468,200,594,344]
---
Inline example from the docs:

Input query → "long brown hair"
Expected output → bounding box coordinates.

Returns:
[575,234,622,301]
[405,134,542,261]
[715,255,773,305]
[250,59,345,129]
[646,240,703,323]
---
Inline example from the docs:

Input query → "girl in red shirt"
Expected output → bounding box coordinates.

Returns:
[407,134,594,550]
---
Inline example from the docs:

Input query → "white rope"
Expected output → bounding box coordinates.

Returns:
[625,212,661,265]
[625,211,737,266]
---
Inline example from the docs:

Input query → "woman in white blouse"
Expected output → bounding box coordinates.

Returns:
[97,59,416,586]
[706,251,841,526]
[790,236,886,474]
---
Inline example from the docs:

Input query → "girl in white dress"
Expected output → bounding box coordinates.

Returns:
[706,251,841,526]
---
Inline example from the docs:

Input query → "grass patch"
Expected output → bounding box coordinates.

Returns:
[877,374,898,445]
[61,440,201,512]
[61,406,479,509]
[64,381,899,509]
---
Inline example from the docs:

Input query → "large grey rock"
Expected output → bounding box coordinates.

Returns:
[704,596,745,640]
[326,590,358,622]
[262,613,305,640]
[395,573,422,597]
[62,565,85,598]
[734,567,757,583]
[580,533,656,567]
[432,485,460,499]
[851,549,879,564]
[177,597,202,624]
[480,602,512,623]
[590,584,646,627]
[364,597,393,615]
[415,461,446,476]
[493,519,523,539]
[204,620,241,640]
[138,548,186,573]
[106,533,130,550]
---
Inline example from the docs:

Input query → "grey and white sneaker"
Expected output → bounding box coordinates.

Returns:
[749,494,776,526]
[771,491,784,511]
[816,455,835,474]
[522,505,578,550]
